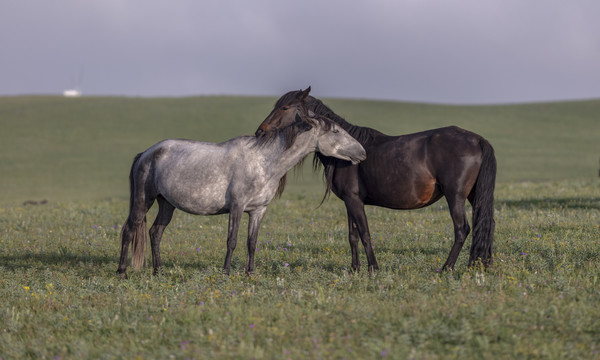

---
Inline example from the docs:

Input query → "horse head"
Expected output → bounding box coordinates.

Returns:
[304,114,366,165]
[255,86,313,137]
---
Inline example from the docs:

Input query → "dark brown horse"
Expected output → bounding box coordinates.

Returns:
[256,87,496,272]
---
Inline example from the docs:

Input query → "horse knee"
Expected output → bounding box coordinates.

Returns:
[149,226,161,241]
[454,222,470,242]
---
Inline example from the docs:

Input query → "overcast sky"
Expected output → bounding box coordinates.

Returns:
[2,0,599,104]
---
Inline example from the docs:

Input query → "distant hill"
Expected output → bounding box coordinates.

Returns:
[1,96,598,203]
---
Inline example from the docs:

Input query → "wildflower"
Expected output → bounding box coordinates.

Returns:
[250,324,255,328]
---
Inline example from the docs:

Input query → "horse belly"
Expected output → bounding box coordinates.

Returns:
[363,165,441,209]
[366,183,440,209]
[160,175,230,215]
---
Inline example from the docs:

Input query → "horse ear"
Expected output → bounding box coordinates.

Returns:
[301,86,311,100]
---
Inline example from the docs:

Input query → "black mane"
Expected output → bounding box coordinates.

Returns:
[275,90,383,145]
[275,90,381,204]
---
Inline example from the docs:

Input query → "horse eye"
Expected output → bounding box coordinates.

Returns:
[282,106,289,110]
[333,129,340,133]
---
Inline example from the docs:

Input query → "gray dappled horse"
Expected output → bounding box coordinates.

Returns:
[117,114,366,278]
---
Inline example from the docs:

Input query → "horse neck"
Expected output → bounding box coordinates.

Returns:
[260,130,315,179]
[309,99,381,145]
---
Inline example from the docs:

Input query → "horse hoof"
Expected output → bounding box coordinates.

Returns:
[152,268,163,277]
[117,272,128,280]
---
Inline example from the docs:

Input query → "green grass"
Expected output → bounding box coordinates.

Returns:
[0,96,274,203]
[1,96,599,358]
[0,180,598,358]
[0,96,598,203]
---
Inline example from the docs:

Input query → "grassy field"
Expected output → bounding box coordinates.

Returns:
[0,96,599,358]
[0,96,598,203]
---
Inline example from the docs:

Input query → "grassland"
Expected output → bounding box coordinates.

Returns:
[0,96,599,359]
[0,96,598,203]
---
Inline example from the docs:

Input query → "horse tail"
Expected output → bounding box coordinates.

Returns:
[130,216,147,269]
[469,138,497,268]
[125,153,148,269]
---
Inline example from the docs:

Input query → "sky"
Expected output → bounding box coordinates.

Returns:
[2,0,600,104]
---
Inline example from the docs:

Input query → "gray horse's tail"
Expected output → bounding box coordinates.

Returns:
[130,217,147,269]
[125,153,147,269]
[469,139,496,268]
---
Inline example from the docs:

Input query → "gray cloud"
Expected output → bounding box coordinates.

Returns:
[1,0,599,103]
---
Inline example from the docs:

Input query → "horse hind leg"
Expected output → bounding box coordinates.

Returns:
[149,196,175,276]
[441,193,470,271]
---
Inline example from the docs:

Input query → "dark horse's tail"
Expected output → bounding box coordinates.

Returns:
[121,152,147,269]
[469,139,496,268]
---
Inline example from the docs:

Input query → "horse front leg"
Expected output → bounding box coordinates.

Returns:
[346,208,361,272]
[245,206,268,275]
[344,197,379,273]
[223,207,243,275]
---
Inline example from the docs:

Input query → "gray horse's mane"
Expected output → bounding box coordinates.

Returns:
[254,113,334,198]
[254,113,333,150]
